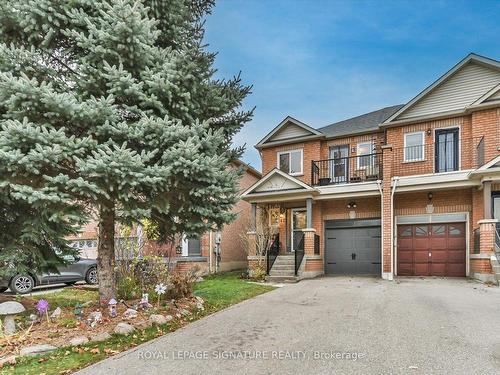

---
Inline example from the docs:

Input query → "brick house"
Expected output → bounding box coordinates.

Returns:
[69,160,261,274]
[242,53,500,283]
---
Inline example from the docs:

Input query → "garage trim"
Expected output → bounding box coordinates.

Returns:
[394,212,469,277]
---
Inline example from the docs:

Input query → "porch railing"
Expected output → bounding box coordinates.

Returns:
[295,233,305,276]
[314,234,320,255]
[266,234,280,275]
[311,153,382,186]
[392,137,485,177]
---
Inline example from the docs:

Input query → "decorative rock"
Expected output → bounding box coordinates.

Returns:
[149,314,168,325]
[123,308,138,319]
[69,336,89,346]
[133,320,152,330]
[29,314,39,322]
[179,308,191,316]
[0,355,17,367]
[164,315,173,322]
[114,322,135,335]
[195,296,204,305]
[20,344,57,357]
[50,307,62,319]
[196,303,204,311]
[90,332,112,342]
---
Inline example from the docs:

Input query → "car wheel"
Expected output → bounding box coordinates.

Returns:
[0,287,7,293]
[10,274,35,294]
[85,267,98,285]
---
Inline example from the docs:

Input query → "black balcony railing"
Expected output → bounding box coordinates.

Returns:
[392,137,485,177]
[311,153,382,186]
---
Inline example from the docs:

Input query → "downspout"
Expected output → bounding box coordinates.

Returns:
[390,177,399,281]
[376,180,383,277]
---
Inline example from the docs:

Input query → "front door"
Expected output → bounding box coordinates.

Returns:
[435,128,459,172]
[329,145,349,183]
[291,209,307,251]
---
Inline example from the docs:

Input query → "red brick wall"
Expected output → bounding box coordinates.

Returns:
[218,166,261,270]
[261,140,321,185]
[471,108,500,164]
[387,115,474,176]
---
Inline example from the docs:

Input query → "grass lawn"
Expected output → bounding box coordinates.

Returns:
[1,272,274,375]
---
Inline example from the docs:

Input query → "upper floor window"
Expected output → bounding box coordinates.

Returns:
[356,141,374,169]
[277,149,303,176]
[404,132,425,162]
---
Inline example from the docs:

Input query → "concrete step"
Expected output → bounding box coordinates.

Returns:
[271,265,295,271]
[270,272,295,276]
[265,275,298,283]
[492,265,500,274]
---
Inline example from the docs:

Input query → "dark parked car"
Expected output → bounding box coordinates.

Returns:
[0,255,98,294]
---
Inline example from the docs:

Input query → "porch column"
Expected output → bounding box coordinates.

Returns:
[306,198,313,228]
[483,181,492,220]
[250,202,257,231]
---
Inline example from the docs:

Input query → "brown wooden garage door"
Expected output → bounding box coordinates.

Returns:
[397,223,466,277]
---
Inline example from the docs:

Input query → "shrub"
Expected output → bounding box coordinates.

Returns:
[115,256,169,301]
[249,265,266,281]
[116,275,141,300]
[167,267,199,299]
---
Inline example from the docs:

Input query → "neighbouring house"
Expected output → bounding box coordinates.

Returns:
[68,160,261,274]
[242,53,500,284]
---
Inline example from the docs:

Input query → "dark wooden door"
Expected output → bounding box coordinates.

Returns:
[397,223,466,277]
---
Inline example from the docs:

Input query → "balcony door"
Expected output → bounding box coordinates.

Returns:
[435,128,459,172]
[329,145,349,183]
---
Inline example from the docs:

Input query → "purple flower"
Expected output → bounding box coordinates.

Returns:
[36,299,49,315]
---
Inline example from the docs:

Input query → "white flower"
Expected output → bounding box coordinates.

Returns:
[154,283,167,295]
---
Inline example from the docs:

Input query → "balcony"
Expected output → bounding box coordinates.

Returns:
[392,136,485,177]
[312,153,383,186]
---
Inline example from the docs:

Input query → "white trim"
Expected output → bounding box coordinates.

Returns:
[403,131,425,162]
[181,235,188,256]
[356,140,374,170]
[394,212,470,277]
[471,83,500,105]
[256,116,323,148]
[433,126,461,173]
[240,168,315,198]
[277,148,303,176]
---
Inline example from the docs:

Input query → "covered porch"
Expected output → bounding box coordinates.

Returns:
[241,169,322,280]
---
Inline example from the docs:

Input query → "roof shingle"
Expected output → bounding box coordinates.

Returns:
[317,104,404,138]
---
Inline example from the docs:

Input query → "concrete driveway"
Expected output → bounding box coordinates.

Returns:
[78,277,500,375]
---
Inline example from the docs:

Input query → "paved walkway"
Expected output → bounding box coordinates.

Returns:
[78,277,500,375]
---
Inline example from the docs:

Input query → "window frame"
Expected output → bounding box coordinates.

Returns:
[356,141,374,170]
[403,131,425,163]
[276,148,303,176]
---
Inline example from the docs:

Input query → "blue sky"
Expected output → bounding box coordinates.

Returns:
[204,0,500,170]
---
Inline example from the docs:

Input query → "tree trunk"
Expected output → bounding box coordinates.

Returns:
[97,203,116,303]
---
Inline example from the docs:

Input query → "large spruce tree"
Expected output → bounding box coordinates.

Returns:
[0,0,252,300]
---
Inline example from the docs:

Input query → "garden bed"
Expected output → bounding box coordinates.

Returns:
[0,272,275,375]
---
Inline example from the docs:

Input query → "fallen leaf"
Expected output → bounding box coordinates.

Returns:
[90,348,100,354]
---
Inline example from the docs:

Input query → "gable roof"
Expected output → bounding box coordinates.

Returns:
[318,105,404,138]
[384,53,500,124]
[255,116,323,149]
[241,168,315,197]
[471,83,500,106]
